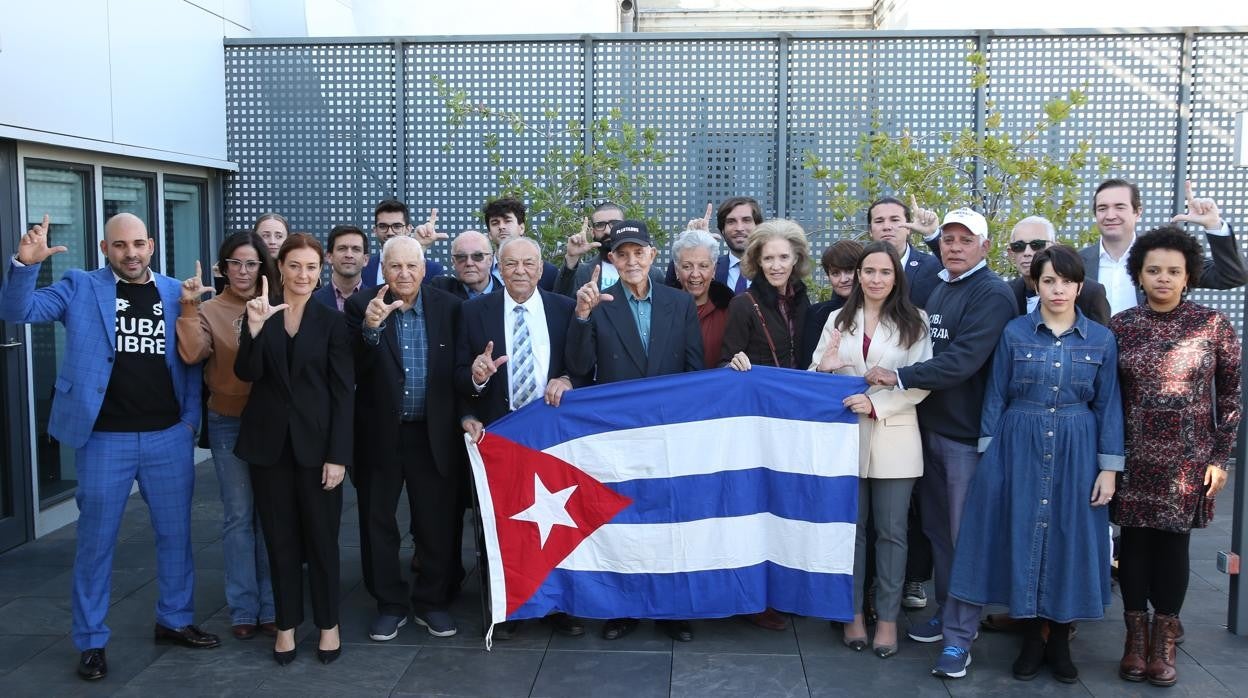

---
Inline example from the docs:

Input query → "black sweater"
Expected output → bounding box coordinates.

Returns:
[897,264,1016,441]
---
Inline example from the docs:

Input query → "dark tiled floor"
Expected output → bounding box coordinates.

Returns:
[1,460,1246,697]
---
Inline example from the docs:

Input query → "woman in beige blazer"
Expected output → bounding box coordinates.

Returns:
[810,241,932,658]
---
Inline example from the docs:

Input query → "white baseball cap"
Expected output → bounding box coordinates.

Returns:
[940,208,989,239]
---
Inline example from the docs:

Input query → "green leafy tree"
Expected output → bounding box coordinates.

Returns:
[805,52,1113,275]
[433,76,668,257]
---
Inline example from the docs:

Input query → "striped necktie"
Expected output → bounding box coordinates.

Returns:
[511,305,538,409]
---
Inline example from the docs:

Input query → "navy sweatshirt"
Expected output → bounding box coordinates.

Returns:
[896,263,1016,441]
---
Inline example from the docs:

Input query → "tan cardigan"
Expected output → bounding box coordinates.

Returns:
[176,287,251,417]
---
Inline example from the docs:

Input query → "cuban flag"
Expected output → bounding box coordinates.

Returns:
[466,366,863,641]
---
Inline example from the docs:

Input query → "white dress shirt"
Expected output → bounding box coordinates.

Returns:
[503,290,550,408]
[1099,238,1137,316]
[725,254,751,290]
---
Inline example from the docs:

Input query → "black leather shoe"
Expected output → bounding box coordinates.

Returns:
[660,620,693,642]
[317,647,341,664]
[547,613,585,637]
[602,618,639,640]
[77,648,107,681]
[273,648,296,666]
[154,623,222,649]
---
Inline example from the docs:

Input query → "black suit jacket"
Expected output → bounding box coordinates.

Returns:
[565,281,705,384]
[234,300,354,468]
[345,285,464,477]
[428,273,502,302]
[1006,276,1111,326]
[1078,225,1248,307]
[454,289,578,425]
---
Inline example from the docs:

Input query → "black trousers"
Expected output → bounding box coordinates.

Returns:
[250,439,342,630]
[1118,526,1192,615]
[905,489,933,582]
[359,421,465,616]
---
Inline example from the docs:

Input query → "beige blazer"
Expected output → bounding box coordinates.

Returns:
[808,307,932,479]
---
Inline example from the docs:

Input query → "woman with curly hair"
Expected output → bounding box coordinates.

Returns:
[1110,225,1242,687]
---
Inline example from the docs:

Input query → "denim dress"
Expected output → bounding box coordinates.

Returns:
[948,310,1125,622]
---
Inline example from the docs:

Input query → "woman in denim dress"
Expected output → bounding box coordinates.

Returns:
[948,245,1124,683]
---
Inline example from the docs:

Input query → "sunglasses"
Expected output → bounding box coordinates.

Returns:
[1008,240,1049,253]
[452,252,492,263]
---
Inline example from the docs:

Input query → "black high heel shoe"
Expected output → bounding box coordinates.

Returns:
[273,648,296,666]
[317,646,341,664]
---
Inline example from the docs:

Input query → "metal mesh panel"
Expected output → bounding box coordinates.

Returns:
[787,36,977,261]
[1187,34,1248,333]
[988,36,1183,240]
[405,41,584,263]
[224,44,397,243]
[594,39,779,262]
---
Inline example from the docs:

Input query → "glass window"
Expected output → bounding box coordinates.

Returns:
[23,162,95,505]
[103,169,157,269]
[164,178,208,281]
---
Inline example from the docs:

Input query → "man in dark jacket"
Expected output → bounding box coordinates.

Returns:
[1006,216,1110,324]
[865,208,1016,680]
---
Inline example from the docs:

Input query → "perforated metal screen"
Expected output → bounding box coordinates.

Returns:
[223,30,1248,326]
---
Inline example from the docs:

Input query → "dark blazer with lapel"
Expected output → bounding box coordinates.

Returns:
[234,299,353,468]
[663,253,733,290]
[360,257,446,288]
[565,280,705,384]
[1007,276,1112,326]
[427,273,504,302]
[1079,225,1248,307]
[345,284,463,477]
[311,283,339,311]
[904,245,942,309]
[454,288,578,425]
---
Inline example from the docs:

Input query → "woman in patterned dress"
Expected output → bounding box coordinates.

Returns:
[1110,225,1242,687]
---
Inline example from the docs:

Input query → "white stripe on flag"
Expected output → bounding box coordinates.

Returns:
[542,415,859,483]
[557,514,855,575]
[464,434,509,637]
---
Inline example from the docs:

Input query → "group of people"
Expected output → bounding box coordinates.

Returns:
[0,180,1242,687]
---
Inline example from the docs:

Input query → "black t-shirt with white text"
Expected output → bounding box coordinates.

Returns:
[93,279,180,432]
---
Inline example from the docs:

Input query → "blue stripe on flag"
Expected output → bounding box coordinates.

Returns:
[489,366,866,451]
[606,469,858,524]
[511,562,854,622]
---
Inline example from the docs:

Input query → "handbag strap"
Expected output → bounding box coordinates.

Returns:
[745,291,782,368]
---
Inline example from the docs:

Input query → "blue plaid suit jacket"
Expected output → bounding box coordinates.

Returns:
[0,261,201,449]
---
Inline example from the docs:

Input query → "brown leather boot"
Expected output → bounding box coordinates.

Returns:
[1147,613,1179,687]
[1118,610,1149,681]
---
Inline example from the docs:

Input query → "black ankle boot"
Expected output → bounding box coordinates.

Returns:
[1045,621,1078,683]
[1012,618,1046,680]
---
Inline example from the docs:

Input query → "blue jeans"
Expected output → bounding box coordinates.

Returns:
[208,411,275,626]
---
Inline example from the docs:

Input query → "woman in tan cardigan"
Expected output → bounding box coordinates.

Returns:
[176,231,279,640]
[810,241,932,658]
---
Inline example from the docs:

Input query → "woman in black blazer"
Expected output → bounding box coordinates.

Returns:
[234,233,353,666]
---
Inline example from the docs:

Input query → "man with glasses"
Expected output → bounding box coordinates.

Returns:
[360,199,446,287]
[313,225,371,312]
[429,230,499,301]
[557,201,662,297]
[1006,216,1110,324]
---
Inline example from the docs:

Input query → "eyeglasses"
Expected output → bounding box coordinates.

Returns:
[591,220,622,231]
[1008,240,1049,253]
[224,258,262,271]
[452,252,492,263]
[374,222,409,233]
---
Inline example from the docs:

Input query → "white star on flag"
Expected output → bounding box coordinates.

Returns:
[510,474,579,548]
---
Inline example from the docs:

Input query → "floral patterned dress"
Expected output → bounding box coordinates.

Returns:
[1109,301,1242,532]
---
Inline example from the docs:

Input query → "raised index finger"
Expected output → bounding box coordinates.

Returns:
[375,283,390,300]
[260,275,269,298]
[590,265,600,283]
[703,202,713,222]
[428,208,438,227]
[40,214,50,232]
[910,194,919,212]
[1185,179,1196,208]
[194,260,203,279]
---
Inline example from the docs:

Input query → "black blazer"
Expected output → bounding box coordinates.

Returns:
[345,285,463,478]
[1007,276,1111,326]
[904,245,942,309]
[719,281,810,368]
[428,273,501,301]
[454,289,578,425]
[1078,225,1248,306]
[565,280,704,384]
[234,300,354,468]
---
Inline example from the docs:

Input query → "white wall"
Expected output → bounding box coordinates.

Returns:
[348,0,618,36]
[879,0,1248,29]
[0,0,249,167]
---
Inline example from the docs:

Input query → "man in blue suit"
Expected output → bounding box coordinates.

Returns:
[866,196,943,309]
[0,213,217,681]
[358,199,447,287]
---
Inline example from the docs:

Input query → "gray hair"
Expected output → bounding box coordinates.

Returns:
[1013,215,1056,242]
[381,235,424,265]
[498,236,541,258]
[671,229,721,262]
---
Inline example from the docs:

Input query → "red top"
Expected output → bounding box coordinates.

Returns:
[697,301,730,369]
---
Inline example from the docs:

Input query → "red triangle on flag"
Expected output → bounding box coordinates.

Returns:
[477,432,633,615]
